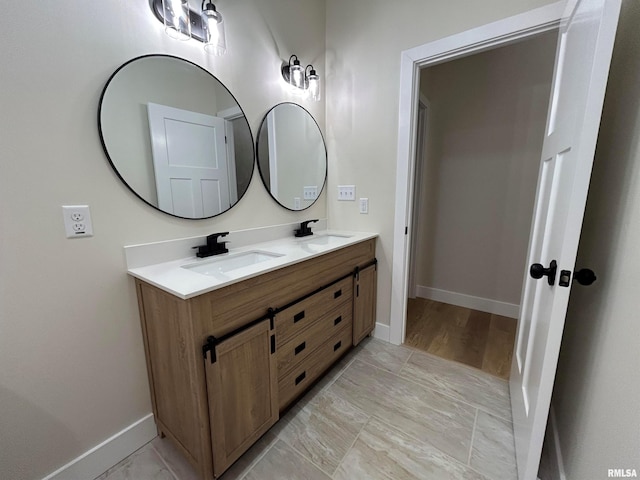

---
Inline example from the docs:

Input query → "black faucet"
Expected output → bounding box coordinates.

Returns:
[193,232,229,258]
[294,219,318,238]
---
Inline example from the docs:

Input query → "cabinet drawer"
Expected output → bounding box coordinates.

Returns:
[278,324,352,411]
[275,277,352,347]
[277,301,352,376]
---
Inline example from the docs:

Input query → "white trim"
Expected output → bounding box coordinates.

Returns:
[267,113,279,196]
[416,286,520,318]
[389,2,564,345]
[42,414,156,480]
[372,322,390,342]
[217,105,243,120]
[546,405,568,480]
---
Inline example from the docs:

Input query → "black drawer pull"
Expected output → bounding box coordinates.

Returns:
[334,289,342,299]
[333,341,342,352]
[295,371,306,385]
[294,342,306,355]
[334,316,342,326]
[294,311,305,323]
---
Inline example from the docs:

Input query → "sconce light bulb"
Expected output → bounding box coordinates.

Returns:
[290,59,304,89]
[308,71,320,102]
[207,16,219,44]
[202,2,226,56]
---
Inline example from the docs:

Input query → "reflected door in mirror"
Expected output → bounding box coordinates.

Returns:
[148,103,236,217]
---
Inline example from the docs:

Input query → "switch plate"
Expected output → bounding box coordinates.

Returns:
[303,186,318,200]
[337,185,356,201]
[62,205,93,238]
[359,198,369,214]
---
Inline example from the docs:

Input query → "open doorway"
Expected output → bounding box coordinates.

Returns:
[405,31,559,379]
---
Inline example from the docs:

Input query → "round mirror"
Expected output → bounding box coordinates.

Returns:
[256,103,327,211]
[99,55,255,219]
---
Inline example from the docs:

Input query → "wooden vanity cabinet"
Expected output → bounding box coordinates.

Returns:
[135,239,376,479]
[353,261,377,345]
[203,319,278,476]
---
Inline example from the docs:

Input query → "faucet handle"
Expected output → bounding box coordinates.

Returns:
[301,219,318,228]
[207,232,229,244]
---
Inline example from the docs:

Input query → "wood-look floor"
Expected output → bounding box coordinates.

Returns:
[405,298,517,379]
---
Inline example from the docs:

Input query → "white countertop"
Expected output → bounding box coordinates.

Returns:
[127,230,377,300]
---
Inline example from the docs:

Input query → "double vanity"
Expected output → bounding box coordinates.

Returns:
[102,51,370,480]
[127,228,377,479]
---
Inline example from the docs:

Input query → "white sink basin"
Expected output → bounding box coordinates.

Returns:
[182,250,284,276]
[298,234,352,246]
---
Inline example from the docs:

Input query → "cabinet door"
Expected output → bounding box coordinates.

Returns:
[204,319,278,477]
[353,263,377,346]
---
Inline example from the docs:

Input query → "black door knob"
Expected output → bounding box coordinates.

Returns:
[530,260,557,286]
[574,268,597,286]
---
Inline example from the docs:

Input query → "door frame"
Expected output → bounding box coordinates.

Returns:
[407,96,429,299]
[389,1,565,345]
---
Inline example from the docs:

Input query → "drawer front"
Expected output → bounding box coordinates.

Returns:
[275,276,352,347]
[278,324,352,411]
[277,301,352,376]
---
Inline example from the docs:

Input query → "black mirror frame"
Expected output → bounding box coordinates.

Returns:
[98,54,255,220]
[255,102,327,212]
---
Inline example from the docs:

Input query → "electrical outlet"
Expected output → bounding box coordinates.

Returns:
[294,197,301,209]
[62,205,93,238]
[359,198,369,214]
[337,185,356,201]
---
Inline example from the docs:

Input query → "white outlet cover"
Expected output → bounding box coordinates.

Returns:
[62,205,94,238]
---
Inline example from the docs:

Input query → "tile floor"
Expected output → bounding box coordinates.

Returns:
[96,338,517,480]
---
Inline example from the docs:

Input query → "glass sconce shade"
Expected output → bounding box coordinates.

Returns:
[162,0,191,40]
[307,67,320,102]
[289,58,304,89]
[202,1,227,55]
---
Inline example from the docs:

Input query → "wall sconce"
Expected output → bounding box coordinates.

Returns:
[281,55,321,102]
[150,0,227,55]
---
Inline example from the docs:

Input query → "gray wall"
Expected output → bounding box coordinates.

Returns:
[325,0,558,327]
[415,32,557,306]
[551,0,640,476]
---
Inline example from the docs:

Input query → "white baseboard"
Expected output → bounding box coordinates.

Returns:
[373,322,390,342]
[42,414,157,480]
[415,286,520,318]
[546,405,567,480]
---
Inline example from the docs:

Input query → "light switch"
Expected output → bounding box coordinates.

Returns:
[337,185,356,201]
[303,186,318,200]
[359,198,369,214]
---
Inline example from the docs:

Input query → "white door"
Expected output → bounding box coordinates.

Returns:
[147,103,230,218]
[510,1,621,479]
